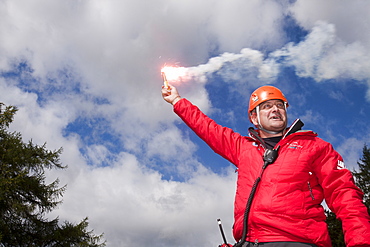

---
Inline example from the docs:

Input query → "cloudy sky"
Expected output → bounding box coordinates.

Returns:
[1,0,370,246]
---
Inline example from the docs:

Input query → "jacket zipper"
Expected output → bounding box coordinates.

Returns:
[244,120,303,247]
[307,181,315,200]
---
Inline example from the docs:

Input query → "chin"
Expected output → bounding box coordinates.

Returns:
[271,125,286,132]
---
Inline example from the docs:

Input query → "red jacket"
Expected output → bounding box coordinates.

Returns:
[174,98,370,247]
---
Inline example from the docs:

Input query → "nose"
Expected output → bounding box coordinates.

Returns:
[271,104,280,111]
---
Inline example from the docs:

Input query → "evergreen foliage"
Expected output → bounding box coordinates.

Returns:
[0,103,105,246]
[353,144,370,210]
[325,210,344,247]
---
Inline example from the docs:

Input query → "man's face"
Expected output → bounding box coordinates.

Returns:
[251,99,287,135]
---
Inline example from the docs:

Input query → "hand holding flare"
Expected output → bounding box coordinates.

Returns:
[161,71,181,105]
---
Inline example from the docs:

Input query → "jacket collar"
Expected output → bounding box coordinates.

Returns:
[248,119,307,148]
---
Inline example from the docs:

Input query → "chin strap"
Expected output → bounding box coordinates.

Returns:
[256,105,286,135]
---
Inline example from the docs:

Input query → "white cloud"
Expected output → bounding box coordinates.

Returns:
[289,0,370,46]
[48,152,236,246]
[146,126,196,161]
[289,0,370,99]
[205,0,287,52]
[336,137,369,171]
[271,22,370,83]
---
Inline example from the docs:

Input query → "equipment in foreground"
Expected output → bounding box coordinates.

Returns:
[217,219,233,247]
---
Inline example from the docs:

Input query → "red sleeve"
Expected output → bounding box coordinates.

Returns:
[313,142,370,246]
[173,98,245,167]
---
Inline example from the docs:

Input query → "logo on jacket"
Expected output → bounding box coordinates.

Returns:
[337,160,346,170]
[288,142,303,149]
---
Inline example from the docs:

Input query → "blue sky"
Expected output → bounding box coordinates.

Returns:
[0,1,370,246]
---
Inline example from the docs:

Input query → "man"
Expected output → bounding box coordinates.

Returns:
[161,84,370,247]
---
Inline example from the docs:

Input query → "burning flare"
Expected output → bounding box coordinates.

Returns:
[161,66,188,87]
[161,71,169,89]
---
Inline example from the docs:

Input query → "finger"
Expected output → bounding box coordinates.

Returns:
[161,88,171,97]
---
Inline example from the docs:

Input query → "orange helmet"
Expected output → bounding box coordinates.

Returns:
[248,85,288,117]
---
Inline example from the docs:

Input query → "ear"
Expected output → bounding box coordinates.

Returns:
[250,111,258,126]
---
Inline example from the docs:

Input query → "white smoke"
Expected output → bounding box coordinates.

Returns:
[171,48,276,85]
[176,21,370,99]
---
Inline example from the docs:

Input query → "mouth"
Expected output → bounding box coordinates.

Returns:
[270,115,282,120]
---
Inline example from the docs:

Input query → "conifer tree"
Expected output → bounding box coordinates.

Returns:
[325,210,344,247]
[0,103,105,246]
[352,144,370,210]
